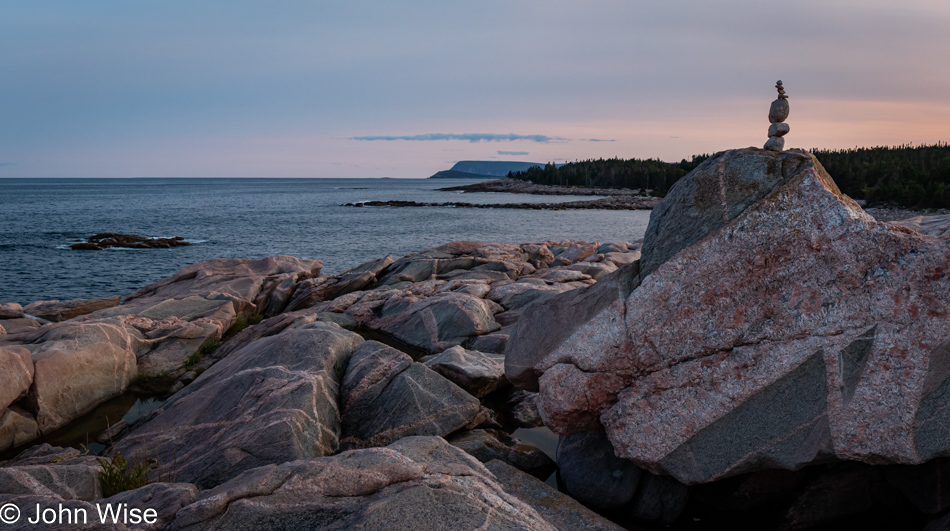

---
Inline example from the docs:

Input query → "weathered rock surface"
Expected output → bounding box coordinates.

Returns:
[285,271,375,311]
[0,406,39,450]
[102,482,199,531]
[0,460,102,501]
[168,436,559,531]
[0,317,41,335]
[890,213,950,239]
[0,346,33,410]
[485,459,625,531]
[367,292,500,354]
[124,255,322,318]
[508,147,950,485]
[24,320,141,434]
[447,429,555,478]
[340,341,480,450]
[639,148,817,278]
[508,390,544,428]
[505,262,640,394]
[114,322,363,489]
[23,296,122,322]
[424,346,507,398]
[0,303,25,319]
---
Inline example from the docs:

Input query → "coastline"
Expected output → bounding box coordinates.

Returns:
[437,177,651,196]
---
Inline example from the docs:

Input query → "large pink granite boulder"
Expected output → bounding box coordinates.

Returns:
[507,148,950,484]
[25,320,142,434]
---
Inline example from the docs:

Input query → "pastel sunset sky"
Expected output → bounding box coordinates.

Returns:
[2,0,948,177]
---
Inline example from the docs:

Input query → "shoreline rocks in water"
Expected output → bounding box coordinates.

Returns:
[7,154,950,529]
[70,232,192,250]
[438,177,653,196]
[344,196,660,210]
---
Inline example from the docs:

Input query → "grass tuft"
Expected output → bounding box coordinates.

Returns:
[98,452,157,497]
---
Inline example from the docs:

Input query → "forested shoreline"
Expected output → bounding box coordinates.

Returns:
[507,143,950,208]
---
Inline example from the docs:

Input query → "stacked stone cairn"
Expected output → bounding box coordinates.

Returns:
[764,79,789,151]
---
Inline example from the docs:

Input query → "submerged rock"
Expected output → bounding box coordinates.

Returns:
[70,233,192,251]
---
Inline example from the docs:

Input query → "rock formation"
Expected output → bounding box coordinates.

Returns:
[70,233,191,250]
[765,80,790,151]
[507,147,950,489]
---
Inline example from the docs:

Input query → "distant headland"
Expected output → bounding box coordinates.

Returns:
[428,160,547,179]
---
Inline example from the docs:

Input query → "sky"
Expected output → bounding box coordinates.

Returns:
[2,0,949,178]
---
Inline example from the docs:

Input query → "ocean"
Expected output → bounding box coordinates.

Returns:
[0,178,652,304]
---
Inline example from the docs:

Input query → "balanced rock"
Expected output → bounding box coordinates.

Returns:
[766,80,790,151]
[764,135,786,151]
[507,147,950,485]
[768,122,791,137]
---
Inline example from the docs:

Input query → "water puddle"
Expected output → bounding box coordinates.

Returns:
[1,393,164,461]
[513,426,559,488]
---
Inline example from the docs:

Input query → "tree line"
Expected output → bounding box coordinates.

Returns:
[507,156,709,195]
[809,143,950,208]
[508,142,950,208]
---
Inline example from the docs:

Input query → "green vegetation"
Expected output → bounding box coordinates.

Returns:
[810,143,950,208]
[98,452,157,497]
[507,156,709,195]
[223,314,263,342]
[509,143,950,208]
[199,340,222,356]
[184,350,207,371]
[333,360,347,380]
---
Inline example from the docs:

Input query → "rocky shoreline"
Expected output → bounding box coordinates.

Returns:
[438,177,651,196]
[344,196,659,210]
[4,148,950,529]
[341,177,660,211]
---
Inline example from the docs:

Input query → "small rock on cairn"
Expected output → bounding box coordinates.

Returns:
[764,80,789,151]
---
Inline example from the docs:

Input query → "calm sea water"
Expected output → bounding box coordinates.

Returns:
[0,178,651,304]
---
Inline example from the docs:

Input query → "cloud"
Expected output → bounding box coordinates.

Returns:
[498,150,529,156]
[582,138,616,142]
[350,133,566,143]
[0,162,15,166]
